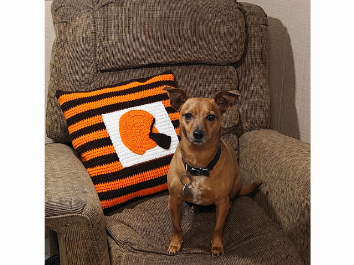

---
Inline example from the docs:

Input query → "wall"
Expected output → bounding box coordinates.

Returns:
[45,0,311,143]
[246,0,311,143]
[45,0,55,144]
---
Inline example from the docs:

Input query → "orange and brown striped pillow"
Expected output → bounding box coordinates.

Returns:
[56,71,180,213]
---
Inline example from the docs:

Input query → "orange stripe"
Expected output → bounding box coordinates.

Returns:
[72,129,110,149]
[161,99,171,108]
[68,115,103,134]
[100,183,168,209]
[81,145,116,162]
[87,161,123,177]
[63,86,167,119]
[58,74,175,105]
[175,127,180,136]
[94,165,169,193]
[67,99,176,135]
[168,112,180,121]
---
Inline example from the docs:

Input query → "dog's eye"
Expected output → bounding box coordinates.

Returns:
[184,113,193,120]
[207,114,216,121]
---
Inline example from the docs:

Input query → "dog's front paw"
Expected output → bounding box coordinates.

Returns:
[168,241,183,255]
[211,244,224,257]
[211,238,224,257]
[168,234,183,255]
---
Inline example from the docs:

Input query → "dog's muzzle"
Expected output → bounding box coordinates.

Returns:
[193,129,204,140]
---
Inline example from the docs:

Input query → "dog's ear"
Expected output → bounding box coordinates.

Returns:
[213,90,240,114]
[163,86,189,111]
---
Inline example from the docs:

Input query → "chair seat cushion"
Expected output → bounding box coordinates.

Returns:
[105,194,303,264]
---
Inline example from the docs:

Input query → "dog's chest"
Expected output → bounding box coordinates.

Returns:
[188,176,212,205]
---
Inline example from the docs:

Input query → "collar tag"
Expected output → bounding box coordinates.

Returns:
[180,169,192,196]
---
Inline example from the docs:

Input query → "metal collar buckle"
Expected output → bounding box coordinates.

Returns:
[181,145,221,177]
[189,167,210,176]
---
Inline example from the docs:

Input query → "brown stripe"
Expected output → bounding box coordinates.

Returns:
[60,80,176,112]
[165,106,178,114]
[63,89,165,119]
[70,122,107,141]
[66,93,169,126]
[97,175,167,202]
[75,137,113,156]
[81,145,116,162]
[68,115,103,135]
[94,164,169,193]
[91,154,173,185]
[72,129,109,149]
[102,189,167,214]
[172,120,179,128]
[82,153,119,168]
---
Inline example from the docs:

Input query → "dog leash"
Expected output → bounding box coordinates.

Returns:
[180,146,221,196]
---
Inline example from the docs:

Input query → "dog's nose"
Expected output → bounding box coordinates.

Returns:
[193,129,204,140]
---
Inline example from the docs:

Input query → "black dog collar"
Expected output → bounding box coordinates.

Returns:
[181,145,221,176]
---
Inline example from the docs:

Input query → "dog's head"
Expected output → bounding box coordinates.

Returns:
[163,86,239,145]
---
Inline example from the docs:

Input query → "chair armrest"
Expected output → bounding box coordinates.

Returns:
[239,129,310,265]
[45,143,110,265]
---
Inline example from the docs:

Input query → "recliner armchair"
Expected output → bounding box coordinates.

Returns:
[45,0,310,264]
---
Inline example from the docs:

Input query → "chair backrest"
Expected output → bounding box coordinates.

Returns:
[46,0,270,144]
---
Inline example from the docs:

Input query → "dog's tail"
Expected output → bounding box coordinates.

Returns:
[239,181,262,196]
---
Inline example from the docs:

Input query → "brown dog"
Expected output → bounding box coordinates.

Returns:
[163,87,262,257]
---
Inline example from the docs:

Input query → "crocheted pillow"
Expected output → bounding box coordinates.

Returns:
[56,71,180,213]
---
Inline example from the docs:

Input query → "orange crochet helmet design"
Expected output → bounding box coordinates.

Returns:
[119,110,171,155]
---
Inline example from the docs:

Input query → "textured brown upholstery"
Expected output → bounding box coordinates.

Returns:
[239,130,310,265]
[45,0,269,143]
[45,143,110,264]
[45,0,310,264]
[95,0,246,70]
[105,193,303,264]
[233,2,270,136]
